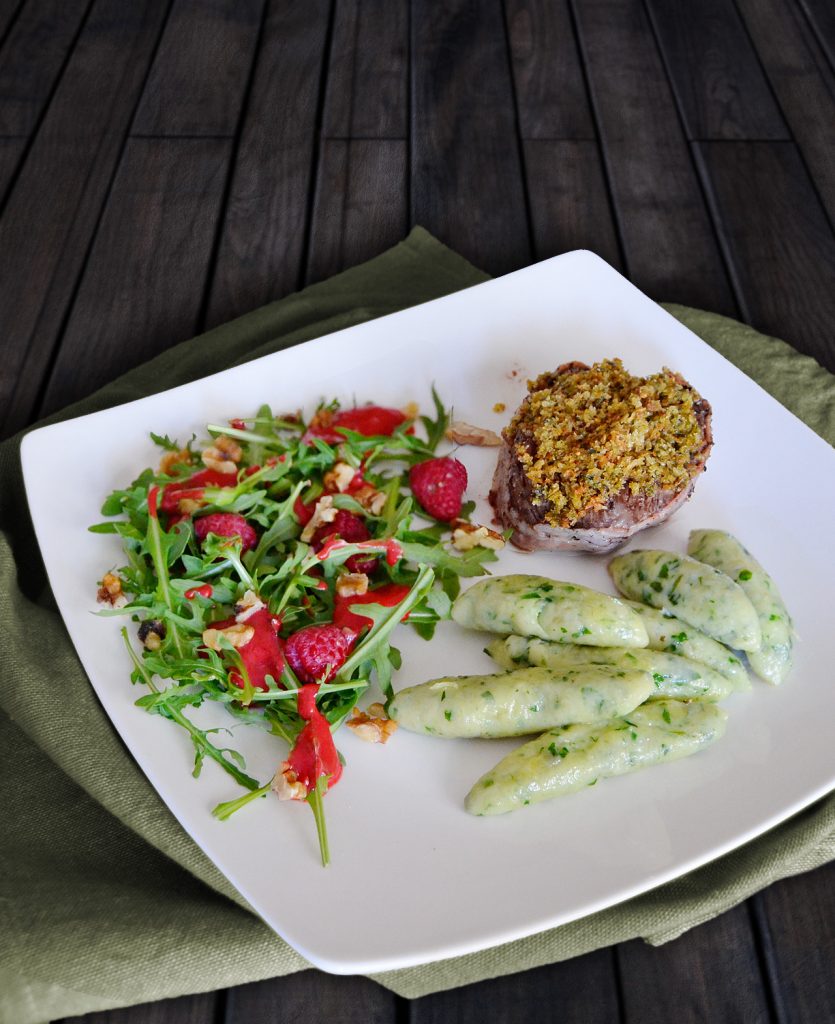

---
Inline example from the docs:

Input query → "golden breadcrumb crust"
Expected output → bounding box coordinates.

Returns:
[506,358,705,528]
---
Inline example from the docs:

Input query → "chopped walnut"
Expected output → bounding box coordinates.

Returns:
[138,619,166,651]
[201,623,255,651]
[307,408,334,434]
[272,764,307,801]
[214,435,243,461]
[450,519,506,552]
[300,494,338,542]
[402,401,419,420]
[201,437,240,474]
[97,572,129,608]
[445,421,502,446]
[177,497,203,515]
[159,448,192,474]
[234,589,265,623]
[335,572,369,598]
[323,461,356,493]
[351,483,387,516]
[346,706,398,744]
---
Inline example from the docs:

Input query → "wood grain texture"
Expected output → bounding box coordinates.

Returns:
[203,0,330,327]
[324,0,408,138]
[223,971,398,1024]
[617,906,770,1024]
[644,0,788,141]
[695,140,835,371]
[131,0,264,137]
[408,950,620,1023]
[754,861,835,1024]
[0,0,22,43]
[0,132,23,202]
[799,0,835,75]
[571,0,736,314]
[307,138,407,283]
[523,138,621,267]
[411,0,531,275]
[38,137,231,416]
[0,0,171,439]
[59,993,217,1024]
[0,0,89,135]
[736,0,835,226]
[504,0,594,139]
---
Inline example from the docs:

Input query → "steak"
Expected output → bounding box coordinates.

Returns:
[489,361,713,554]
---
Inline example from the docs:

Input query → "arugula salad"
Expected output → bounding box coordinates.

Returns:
[91,394,503,864]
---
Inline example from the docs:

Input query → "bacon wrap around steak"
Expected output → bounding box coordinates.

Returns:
[488,363,713,555]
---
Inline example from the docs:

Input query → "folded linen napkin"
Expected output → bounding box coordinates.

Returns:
[1,228,833,1023]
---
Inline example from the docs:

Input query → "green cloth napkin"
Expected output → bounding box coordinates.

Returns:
[2,228,833,1023]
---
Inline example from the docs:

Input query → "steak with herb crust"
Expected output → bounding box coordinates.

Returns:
[489,359,713,554]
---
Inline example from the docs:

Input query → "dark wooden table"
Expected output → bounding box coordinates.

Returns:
[2,1,833,1021]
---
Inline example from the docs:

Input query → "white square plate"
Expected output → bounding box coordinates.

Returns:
[22,252,835,974]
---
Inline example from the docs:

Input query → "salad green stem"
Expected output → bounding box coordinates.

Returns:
[122,629,260,790]
[307,775,331,867]
[212,782,271,821]
[146,493,185,657]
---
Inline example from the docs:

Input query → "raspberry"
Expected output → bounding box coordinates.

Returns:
[285,624,351,684]
[194,513,258,552]
[409,457,468,521]
[312,510,377,574]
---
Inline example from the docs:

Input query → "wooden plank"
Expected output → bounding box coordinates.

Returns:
[0,0,171,439]
[306,138,407,284]
[799,0,835,75]
[644,0,788,140]
[131,0,264,137]
[523,138,621,267]
[409,950,620,1024]
[203,0,330,328]
[411,0,531,275]
[58,992,217,1024]
[736,0,835,227]
[324,0,408,138]
[618,906,770,1024]
[38,137,231,417]
[0,133,24,202]
[223,971,399,1024]
[695,140,835,371]
[571,0,736,314]
[0,0,90,135]
[504,0,594,139]
[753,861,835,1024]
[0,0,22,43]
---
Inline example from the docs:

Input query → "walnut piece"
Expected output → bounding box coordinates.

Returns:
[335,572,369,597]
[201,623,255,651]
[351,483,387,516]
[445,421,502,446]
[272,764,307,801]
[201,436,241,475]
[301,495,338,542]
[234,590,265,623]
[138,620,166,651]
[450,519,506,552]
[159,448,192,474]
[323,461,356,493]
[97,572,129,608]
[346,706,398,744]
